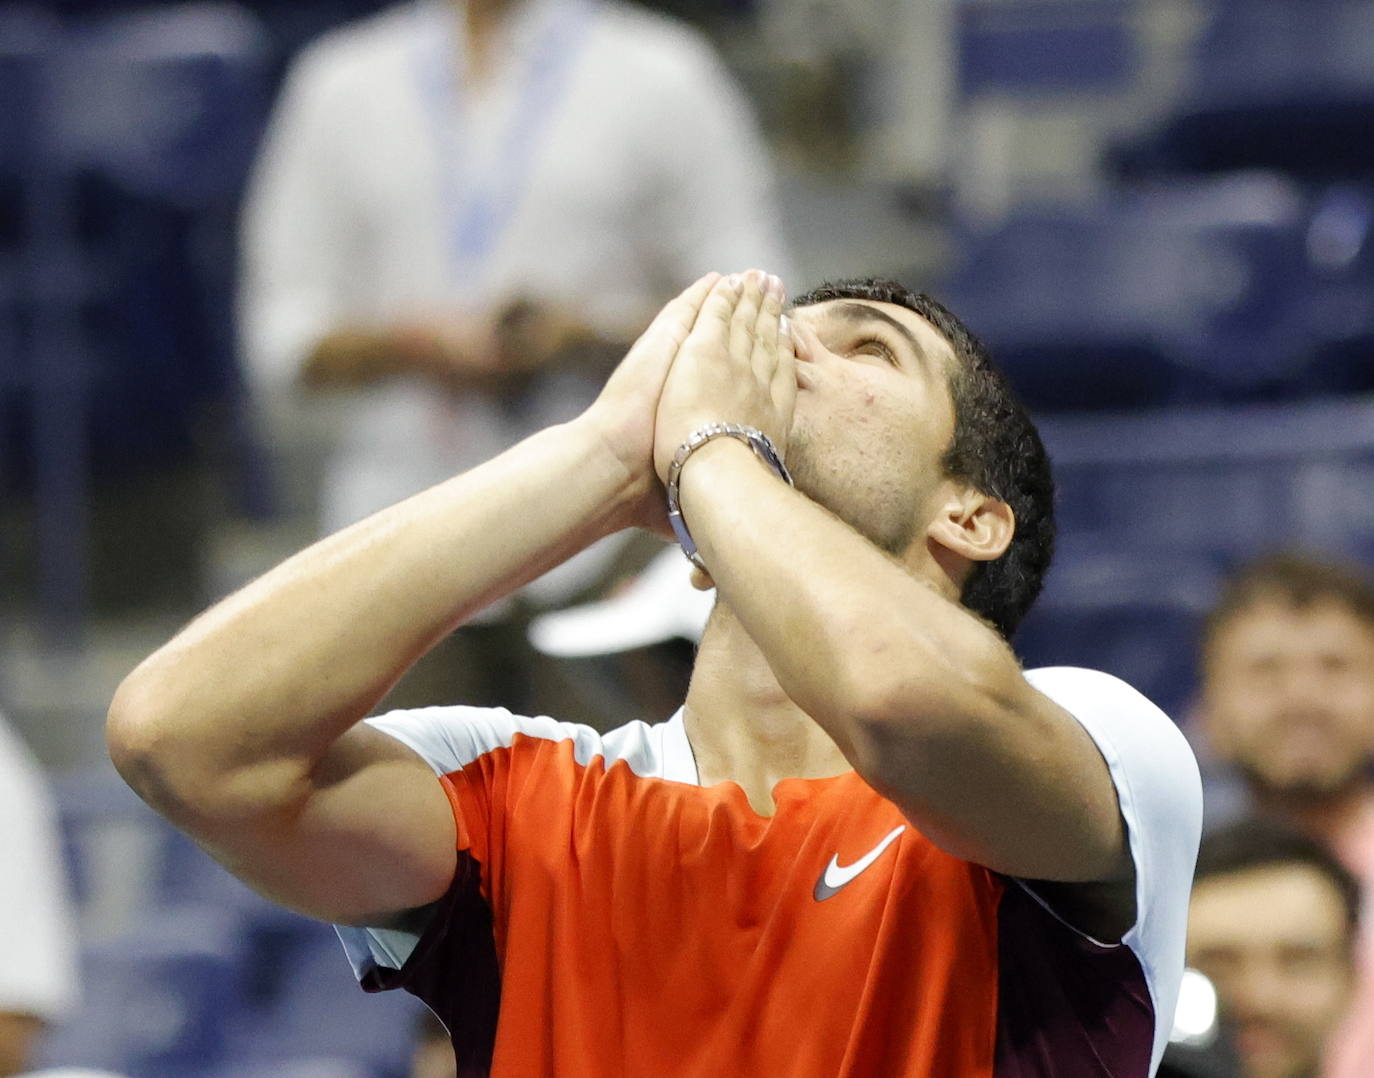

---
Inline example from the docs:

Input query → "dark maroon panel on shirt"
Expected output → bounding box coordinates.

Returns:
[994,881,1155,1077]
[361,851,500,1078]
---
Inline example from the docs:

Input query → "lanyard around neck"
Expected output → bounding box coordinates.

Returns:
[415,0,592,286]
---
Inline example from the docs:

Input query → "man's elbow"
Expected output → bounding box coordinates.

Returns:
[106,667,256,829]
[107,669,190,814]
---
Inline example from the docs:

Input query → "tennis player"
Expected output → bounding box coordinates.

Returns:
[109,270,1202,1076]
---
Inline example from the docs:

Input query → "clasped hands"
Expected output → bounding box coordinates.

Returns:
[582,270,800,539]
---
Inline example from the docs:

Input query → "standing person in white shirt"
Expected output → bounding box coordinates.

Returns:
[240,0,791,535]
[0,713,78,1078]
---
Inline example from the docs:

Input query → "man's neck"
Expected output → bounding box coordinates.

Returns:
[455,0,515,81]
[683,606,850,816]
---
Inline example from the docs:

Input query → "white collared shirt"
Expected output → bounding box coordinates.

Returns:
[240,0,791,531]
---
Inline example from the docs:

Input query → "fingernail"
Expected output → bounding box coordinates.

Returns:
[769,275,786,301]
[726,273,742,290]
[779,314,792,337]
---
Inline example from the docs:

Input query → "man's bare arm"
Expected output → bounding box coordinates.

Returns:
[107,275,717,924]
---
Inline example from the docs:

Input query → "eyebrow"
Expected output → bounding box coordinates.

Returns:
[820,301,930,370]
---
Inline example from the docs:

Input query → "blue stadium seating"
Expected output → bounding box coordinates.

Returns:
[958,0,1138,98]
[0,5,94,646]
[202,1057,378,1078]
[1039,396,1374,559]
[2,3,279,644]
[1122,0,1374,182]
[53,765,419,1078]
[1016,397,1374,714]
[1293,185,1374,396]
[937,175,1313,412]
[49,3,277,508]
[1014,544,1219,719]
[223,916,421,1078]
[35,906,247,1077]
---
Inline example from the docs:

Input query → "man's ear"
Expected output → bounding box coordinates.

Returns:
[927,486,1015,565]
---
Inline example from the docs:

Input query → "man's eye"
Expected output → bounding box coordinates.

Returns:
[852,339,897,365]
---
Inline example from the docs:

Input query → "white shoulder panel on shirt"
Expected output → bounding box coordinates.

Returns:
[1023,665,1203,1076]
[340,706,697,976]
[365,705,700,785]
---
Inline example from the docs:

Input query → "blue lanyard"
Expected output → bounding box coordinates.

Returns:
[415,0,592,283]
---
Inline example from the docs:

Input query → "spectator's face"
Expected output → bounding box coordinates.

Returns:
[1188,864,1354,1078]
[1202,598,1374,802]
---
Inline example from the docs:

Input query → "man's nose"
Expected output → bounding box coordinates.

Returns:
[789,320,820,362]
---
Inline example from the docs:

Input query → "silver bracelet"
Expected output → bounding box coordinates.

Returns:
[666,423,793,571]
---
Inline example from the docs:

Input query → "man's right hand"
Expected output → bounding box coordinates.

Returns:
[577,272,721,536]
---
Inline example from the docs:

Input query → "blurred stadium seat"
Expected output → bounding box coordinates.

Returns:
[1014,544,1220,719]
[54,765,419,1077]
[201,1057,378,1078]
[1294,185,1374,396]
[1040,398,1374,557]
[48,2,277,510]
[1120,0,1374,182]
[937,175,1313,412]
[2,3,278,643]
[0,5,93,646]
[223,916,421,1078]
[35,906,246,1077]
[957,0,1138,98]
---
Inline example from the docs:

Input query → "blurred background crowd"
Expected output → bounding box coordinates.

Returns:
[4,0,1374,1076]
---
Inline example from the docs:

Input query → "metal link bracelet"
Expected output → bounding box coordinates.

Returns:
[666,422,793,571]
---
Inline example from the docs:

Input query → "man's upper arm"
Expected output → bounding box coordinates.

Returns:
[867,659,1200,892]
[198,723,458,926]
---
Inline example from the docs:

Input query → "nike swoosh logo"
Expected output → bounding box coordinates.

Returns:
[813,825,907,902]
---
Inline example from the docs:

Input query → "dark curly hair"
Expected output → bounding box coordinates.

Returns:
[791,278,1056,639]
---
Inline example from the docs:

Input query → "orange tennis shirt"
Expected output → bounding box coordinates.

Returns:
[338,667,1202,1077]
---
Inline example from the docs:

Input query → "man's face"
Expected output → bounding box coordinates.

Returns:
[784,299,959,557]
[1201,598,1374,803]
[1188,864,1354,1078]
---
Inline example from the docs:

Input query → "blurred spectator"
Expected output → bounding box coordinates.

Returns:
[1195,552,1374,1078]
[1185,819,1358,1078]
[0,714,78,1077]
[240,0,790,535]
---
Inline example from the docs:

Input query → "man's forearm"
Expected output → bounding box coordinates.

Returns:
[108,418,639,813]
[677,440,1012,756]
[677,441,1129,885]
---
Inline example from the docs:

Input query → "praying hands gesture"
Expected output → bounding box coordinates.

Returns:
[580,269,798,540]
